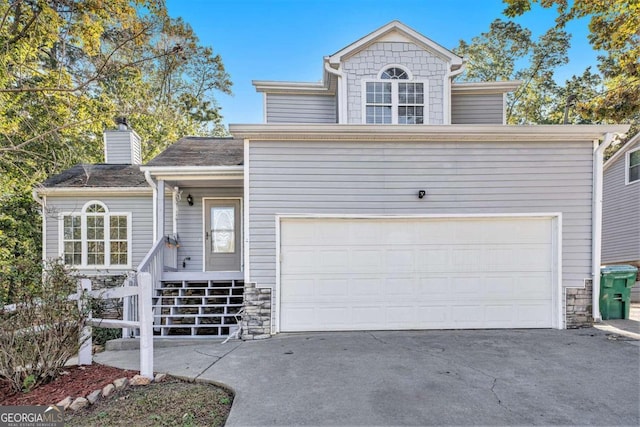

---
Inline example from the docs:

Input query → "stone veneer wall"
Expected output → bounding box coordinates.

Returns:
[241,282,271,339]
[80,274,128,320]
[342,41,447,124]
[565,279,594,328]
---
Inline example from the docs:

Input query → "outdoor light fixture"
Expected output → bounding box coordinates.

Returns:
[418,190,426,199]
[187,194,194,206]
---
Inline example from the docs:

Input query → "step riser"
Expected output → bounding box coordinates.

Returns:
[152,279,244,337]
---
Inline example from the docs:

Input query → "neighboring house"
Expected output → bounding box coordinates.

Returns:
[35,21,629,339]
[602,133,640,302]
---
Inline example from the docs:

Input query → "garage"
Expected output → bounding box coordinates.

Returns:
[278,216,559,332]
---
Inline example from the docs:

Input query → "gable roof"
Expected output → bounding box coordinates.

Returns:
[145,137,243,167]
[41,164,147,189]
[327,20,464,69]
[604,132,640,171]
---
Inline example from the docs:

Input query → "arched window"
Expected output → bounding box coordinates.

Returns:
[61,201,130,267]
[365,65,426,124]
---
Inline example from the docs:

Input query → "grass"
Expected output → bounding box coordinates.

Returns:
[65,377,233,427]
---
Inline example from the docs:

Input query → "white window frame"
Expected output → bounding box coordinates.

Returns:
[59,200,132,269]
[625,146,640,185]
[362,65,429,125]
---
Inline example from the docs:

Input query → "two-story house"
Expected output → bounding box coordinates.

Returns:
[35,21,628,339]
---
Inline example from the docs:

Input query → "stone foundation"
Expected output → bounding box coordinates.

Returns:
[241,282,272,339]
[565,279,594,328]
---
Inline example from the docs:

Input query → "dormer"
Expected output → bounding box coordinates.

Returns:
[253,21,517,125]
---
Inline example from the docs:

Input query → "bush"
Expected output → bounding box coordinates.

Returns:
[0,260,89,393]
[93,327,122,346]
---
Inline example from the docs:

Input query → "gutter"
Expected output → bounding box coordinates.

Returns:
[592,132,623,322]
[324,60,346,123]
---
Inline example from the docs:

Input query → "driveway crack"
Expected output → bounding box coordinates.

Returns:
[368,332,388,344]
[194,343,243,380]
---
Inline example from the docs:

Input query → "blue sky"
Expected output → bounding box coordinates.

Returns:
[166,0,598,126]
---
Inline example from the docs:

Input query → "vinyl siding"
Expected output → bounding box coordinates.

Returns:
[248,140,594,292]
[602,140,640,264]
[44,195,157,274]
[451,93,504,124]
[103,130,141,164]
[174,187,243,272]
[266,94,336,123]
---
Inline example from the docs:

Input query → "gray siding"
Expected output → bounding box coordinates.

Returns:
[175,187,243,272]
[602,140,640,264]
[44,194,156,274]
[265,94,336,123]
[451,93,504,124]
[104,130,141,164]
[248,140,594,291]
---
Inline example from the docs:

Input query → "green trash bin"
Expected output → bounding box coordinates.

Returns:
[600,265,639,320]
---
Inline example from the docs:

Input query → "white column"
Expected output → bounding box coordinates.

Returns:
[156,179,165,241]
[138,272,154,379]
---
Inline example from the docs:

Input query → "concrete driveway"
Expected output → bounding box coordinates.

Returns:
[96,327,640,426]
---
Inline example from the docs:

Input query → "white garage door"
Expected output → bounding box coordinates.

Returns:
[279,216,556,332]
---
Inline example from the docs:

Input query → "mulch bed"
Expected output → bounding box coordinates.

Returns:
[0,364,137,406]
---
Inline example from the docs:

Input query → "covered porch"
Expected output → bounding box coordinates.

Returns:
[127,137,245,337]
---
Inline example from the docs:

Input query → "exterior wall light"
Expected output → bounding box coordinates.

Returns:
[418,190,426,199]
[187,194,194,206]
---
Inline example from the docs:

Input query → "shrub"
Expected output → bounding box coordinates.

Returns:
[0,260,89,392]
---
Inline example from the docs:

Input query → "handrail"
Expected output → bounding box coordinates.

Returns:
[136,238,166,273]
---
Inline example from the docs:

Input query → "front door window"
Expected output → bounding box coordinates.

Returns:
[204,199,241,271]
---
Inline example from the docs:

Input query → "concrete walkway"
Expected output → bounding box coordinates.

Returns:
[96,326,640,426]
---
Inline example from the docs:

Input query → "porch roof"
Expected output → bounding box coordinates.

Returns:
[145,137,243,167]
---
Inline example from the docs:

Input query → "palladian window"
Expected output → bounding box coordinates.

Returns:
[61,201,130,267]
[365,66,426,124]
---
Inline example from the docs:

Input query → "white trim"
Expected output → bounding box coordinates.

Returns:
[243,139,251,282]
[328,20,463,67]
[229,123,630,142]
[443,72,450,125]
[58,202,132,269]
[274,212,563,333]
[172,186,179,236]
[502,93,508,125]
[156,180,165,242]
[452,81,521,95]
[262,93,267,123]
[361,78,430,125]
[201,197,243,273]
[625,145,640,185]
[376,64,413,79]
[253,80,333,95]
[140,166,244,174]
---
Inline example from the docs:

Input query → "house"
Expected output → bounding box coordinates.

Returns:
[34,21,629,339]
[602,133,640,302]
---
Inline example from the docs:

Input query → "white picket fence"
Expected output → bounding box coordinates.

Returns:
[69,272,154,378]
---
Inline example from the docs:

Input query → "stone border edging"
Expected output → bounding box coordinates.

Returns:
[56,373,167,412]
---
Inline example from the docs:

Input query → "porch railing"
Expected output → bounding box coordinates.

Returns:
[122,235,178,337]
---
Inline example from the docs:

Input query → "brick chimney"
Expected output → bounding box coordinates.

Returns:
[103,117,142,165]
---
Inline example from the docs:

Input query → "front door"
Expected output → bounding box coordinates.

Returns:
[204,199,241,271]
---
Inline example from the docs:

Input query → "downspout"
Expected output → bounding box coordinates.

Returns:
[144,170,158,244]
[324,60,346,123]
[446,63,466,125]
[172,186,179,237]
[592,132,618,322]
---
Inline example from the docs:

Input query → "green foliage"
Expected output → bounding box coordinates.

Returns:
[0,259,89,393]
[0,178,42,306]
[0,0,232,287]
[502,0,639,133]
[92,327,121,346]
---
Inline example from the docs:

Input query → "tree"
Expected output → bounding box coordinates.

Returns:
[503,0,640,131]
[0,0,232,299]
[454,19,571,124]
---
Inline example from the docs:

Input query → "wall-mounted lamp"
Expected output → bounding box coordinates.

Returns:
[186,194,194,206]
[182,256,191,268]
[418,190,426,199]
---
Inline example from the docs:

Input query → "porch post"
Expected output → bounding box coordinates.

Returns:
[156,179,165,241]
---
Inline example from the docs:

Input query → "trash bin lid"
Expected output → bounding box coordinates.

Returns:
[601,265,639,274]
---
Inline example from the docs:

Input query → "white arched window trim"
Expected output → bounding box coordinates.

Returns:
[59,200,131,268]
[363,64,429,124]
[377,64,413,80]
